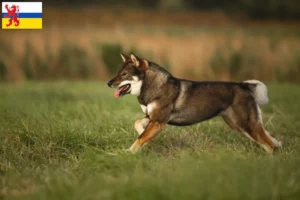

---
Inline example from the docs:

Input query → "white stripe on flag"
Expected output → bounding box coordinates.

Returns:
[2,2,42,13]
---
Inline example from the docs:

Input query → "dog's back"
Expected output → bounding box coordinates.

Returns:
[168,80,254,126]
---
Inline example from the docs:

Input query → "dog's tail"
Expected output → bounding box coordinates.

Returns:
[243,80,269,106]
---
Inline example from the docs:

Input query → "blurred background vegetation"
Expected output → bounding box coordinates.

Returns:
[1,0,300,83]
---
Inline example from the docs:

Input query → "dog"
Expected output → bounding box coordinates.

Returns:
[107,53,282,153]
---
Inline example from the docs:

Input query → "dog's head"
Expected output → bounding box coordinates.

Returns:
[107,53,149,98]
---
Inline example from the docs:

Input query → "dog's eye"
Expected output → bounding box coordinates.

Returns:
[121,72,127,76]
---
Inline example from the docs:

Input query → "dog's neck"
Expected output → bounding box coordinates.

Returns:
[137,62,172,105]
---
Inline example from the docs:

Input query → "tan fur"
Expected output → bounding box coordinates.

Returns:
[147,102,157,117]
[130,54,140,67]
[222,104,280,153]
[174,81,190,109]
[130,121,164,153]
[134,118,150,135]
[120,53,130,62]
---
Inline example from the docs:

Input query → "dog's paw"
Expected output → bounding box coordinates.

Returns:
[277,141,282,147]
[124,148,132,153]
[129,146,137,154]
[129,141,141,153]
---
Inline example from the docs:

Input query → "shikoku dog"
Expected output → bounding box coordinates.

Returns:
[107,53,282,153]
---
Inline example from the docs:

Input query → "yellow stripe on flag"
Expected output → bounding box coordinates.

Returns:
[2,18,42,29]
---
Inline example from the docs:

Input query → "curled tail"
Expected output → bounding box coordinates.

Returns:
[243,80,269,105]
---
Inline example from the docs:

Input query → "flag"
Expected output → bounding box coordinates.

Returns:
[2,2,42,29]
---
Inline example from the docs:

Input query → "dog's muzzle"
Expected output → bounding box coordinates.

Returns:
[107,80,113,88]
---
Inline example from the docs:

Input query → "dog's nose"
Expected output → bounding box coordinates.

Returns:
[107,80,113,88]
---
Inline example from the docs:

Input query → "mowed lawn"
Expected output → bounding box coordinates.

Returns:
[1,81,300,200]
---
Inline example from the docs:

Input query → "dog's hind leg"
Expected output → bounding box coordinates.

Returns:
[222,107,272,152]
[254,106,282,148]
[252,121,282,152]
[222,97,281,153]
[221,107,257,143]
[134,118,150,135]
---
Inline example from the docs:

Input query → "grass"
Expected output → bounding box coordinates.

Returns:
[0,81,300,200]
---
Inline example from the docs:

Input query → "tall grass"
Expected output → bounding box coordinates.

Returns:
[97,43,123,76]
[0,8,300,83]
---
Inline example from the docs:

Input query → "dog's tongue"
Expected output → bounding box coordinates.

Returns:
[114,85,129,99]
[114,89,121,98]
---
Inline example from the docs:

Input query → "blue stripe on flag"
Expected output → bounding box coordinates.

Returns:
[2,13,42,18]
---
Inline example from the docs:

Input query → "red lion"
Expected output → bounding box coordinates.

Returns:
[4,4,20,27]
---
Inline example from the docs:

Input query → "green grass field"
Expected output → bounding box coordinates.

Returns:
[1,81,300,200]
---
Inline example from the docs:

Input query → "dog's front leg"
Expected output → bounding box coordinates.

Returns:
[134,117,150,135]
[129,121,165,153]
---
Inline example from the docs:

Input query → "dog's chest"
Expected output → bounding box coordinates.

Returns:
[140,102,156,116]
[140,105,147,114]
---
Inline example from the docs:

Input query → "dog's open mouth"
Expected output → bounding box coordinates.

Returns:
[114,84,131,98]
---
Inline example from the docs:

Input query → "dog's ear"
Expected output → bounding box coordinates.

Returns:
[130,53,140,67]
[120,53,130,62]
[130,53,149,70]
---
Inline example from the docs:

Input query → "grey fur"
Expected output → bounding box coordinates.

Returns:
[108,54,282,153]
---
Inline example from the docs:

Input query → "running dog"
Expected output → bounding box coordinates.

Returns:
[107,53,282,153]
